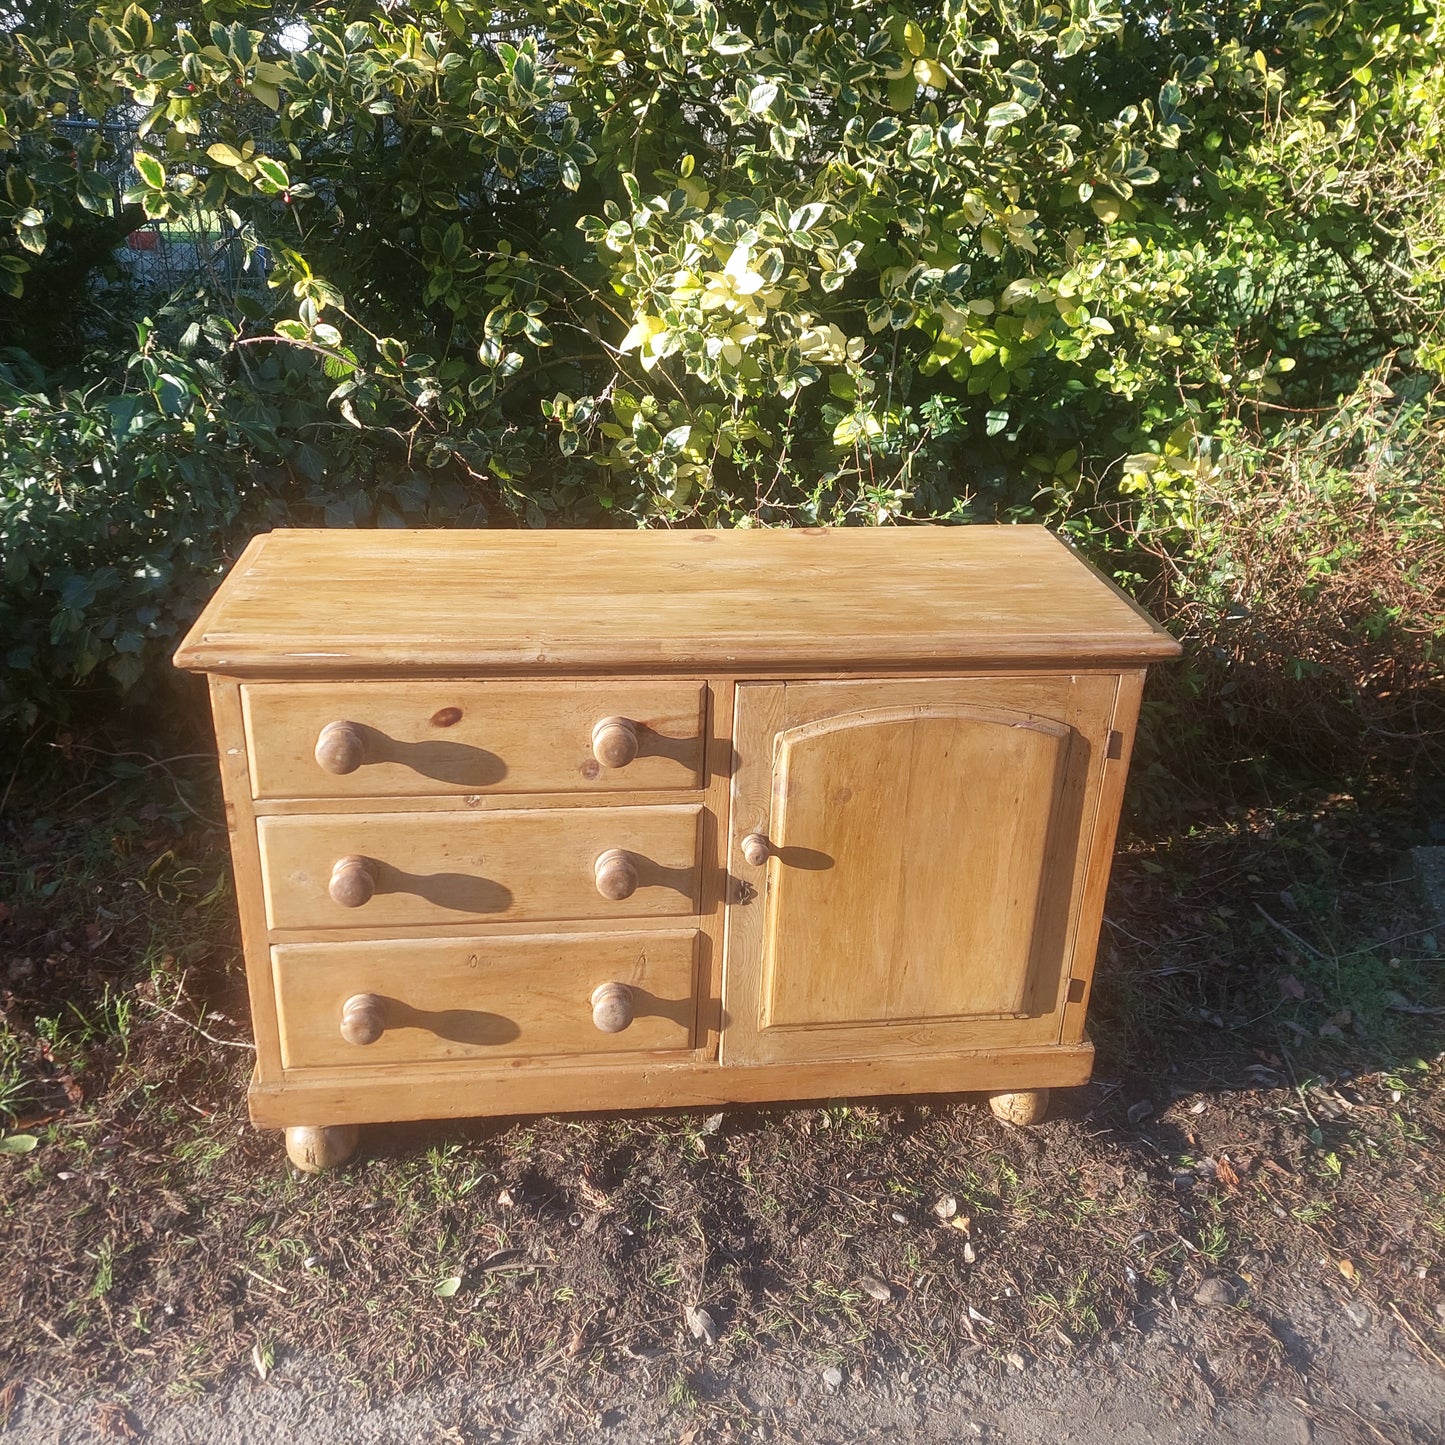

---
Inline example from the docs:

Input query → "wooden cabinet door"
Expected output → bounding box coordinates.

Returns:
[722,676,1119,1065]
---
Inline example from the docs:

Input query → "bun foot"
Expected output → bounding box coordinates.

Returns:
[988,1089,1051,1126]
[285,1124,360,1173]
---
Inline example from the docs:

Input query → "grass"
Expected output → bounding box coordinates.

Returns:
[0,735,1442,1427]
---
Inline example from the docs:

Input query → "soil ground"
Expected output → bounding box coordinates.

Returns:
[1,745,1442,1442]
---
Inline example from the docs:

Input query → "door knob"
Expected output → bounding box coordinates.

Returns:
[594,848,639,900]
[591,982,634,1033]
[591,716,639,768]
[315,720,366,775]
[341,993,386,1045]
[329,855,376,908]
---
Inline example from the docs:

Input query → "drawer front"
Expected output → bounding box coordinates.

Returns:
[242,681,707,799]
[258,805,702,929]
[272,930,699,1069]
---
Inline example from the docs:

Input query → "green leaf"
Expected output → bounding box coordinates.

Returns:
[1289,4,1334,29]
[865,116,901,145]
[274,319,309,341]
[748,82,778,115]
[1055,25,1087,58]
[134,152,166,190]
[121,3,153,49]
[711,31,753,55]
[984,101,1027,129]
[788,202,826,233]
[254,157,289,192]
[207,143,245,168]
[434,1276,462,1298]
[0,1134,38,1155]
[88,18,122,56]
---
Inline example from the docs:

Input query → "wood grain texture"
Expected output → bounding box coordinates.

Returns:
[174,527,1181,676]
[763,705,1070,1027]
[1060,668,1146,1044]
[242,680,705,798]
[206,677,284,1082]
[272,930,698,1069]
[722,675,1117,1066]
[258,804,702,929]
[247,1040,1095,1126]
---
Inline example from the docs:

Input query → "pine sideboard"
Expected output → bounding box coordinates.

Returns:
[174,526,1179,1171]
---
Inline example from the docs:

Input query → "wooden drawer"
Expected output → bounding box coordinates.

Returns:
[242,680,707,799]
[272,930,700,1069]
[257,805,702,930]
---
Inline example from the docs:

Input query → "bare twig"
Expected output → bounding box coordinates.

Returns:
[138,997,255,1050]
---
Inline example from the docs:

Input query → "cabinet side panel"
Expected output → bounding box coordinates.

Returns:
[207,676,284,1081]
[1060,669,1145,1043]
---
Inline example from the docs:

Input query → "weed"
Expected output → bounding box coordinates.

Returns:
[0,1032,26,1123]
[88,1237,115,1299]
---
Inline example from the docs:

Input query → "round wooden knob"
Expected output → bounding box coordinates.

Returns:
[591,982,634,1034]
[315,720,366,775]
[591,716,639,769]
[329,855,376,908]
[594,848,638,901]
[741,832,771,866]
[340,993,386,1046]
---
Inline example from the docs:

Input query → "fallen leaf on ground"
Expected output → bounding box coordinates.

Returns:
[933,1194,958,1221]
[684,1304,718,1345]
[1337,1258,1356,1281]
[859,1274,892,1302]
[1216,1157,1241,1191]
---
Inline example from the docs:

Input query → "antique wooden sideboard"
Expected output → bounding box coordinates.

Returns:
[174,526,1179,1170]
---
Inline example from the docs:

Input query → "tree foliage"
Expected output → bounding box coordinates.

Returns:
[1,1,1442,723]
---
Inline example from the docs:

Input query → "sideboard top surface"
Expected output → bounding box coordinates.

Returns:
[173,525,1180,675]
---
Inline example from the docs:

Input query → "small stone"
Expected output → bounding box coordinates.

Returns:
[859,1274,892,1303]
[821,1366,844,1393]
[1193,1277,1235,1308]
[1343,1299,1371,1329]
[934,1195,958,1221]
[1005,1351,1026,1371]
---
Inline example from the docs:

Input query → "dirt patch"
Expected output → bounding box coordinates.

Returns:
[1,751,1442,1439]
